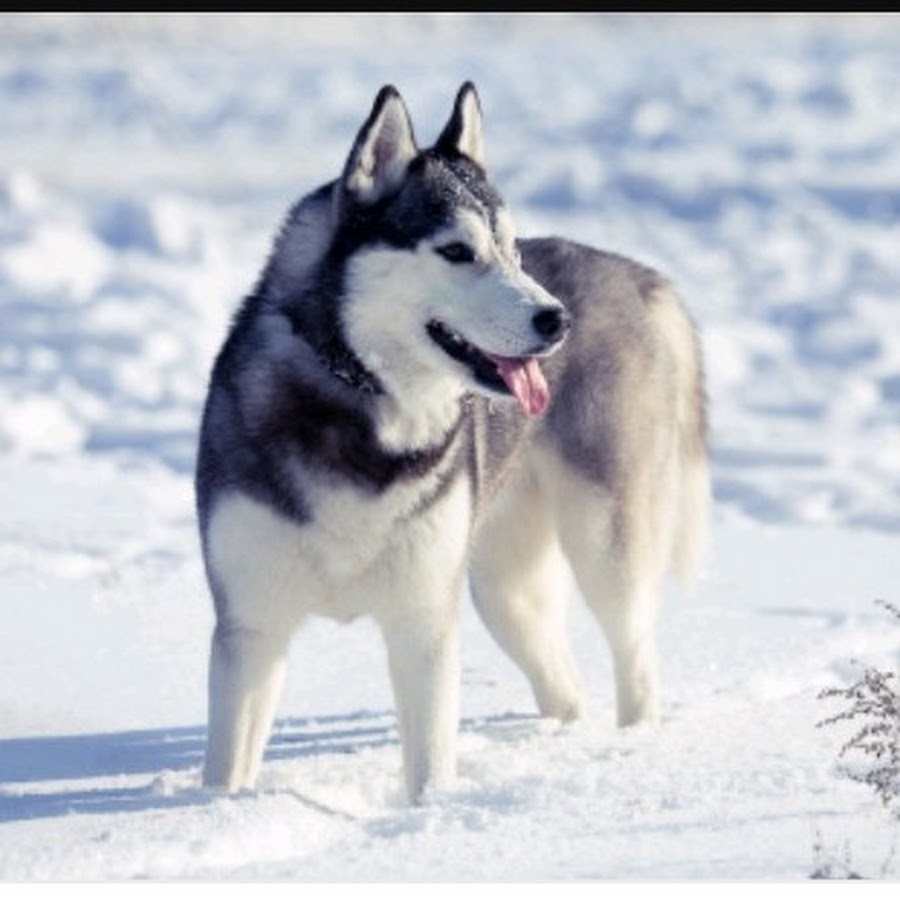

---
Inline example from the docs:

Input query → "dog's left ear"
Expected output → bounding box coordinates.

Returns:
[435,81,486,168]
[337,85,419,213]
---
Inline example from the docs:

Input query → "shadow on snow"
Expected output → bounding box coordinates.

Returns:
[0,710,539,823]
[0,710,396,823]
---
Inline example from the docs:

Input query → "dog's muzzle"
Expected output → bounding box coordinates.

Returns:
[426,302,570,418]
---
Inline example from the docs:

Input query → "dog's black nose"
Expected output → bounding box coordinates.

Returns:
[532,307,570,342]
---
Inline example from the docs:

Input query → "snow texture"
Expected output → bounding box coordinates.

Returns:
[1,12,899,883]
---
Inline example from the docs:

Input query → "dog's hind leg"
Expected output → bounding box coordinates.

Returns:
[469,462,585,722]
[203,621,290,792]
[575,559,662,728]
[553,469,674,728]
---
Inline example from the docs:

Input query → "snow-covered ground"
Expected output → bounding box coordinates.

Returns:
[1,12,899,881]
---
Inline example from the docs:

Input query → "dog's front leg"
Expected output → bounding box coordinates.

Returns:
[378,600,460,804]
[203,621,290,792]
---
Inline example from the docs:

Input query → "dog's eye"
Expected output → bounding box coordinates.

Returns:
[436,242,476,264]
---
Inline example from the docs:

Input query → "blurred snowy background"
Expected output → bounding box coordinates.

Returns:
[1,13,899,881]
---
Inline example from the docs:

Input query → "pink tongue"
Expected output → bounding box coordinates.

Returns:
[492,356,550,417]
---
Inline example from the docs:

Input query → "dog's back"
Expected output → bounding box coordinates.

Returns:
[525,236,708,587]
[465,236,708,727]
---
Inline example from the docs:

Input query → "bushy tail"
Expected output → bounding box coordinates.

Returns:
[675,310,710,592]
[673,444,710,591]
[652,285,711,592]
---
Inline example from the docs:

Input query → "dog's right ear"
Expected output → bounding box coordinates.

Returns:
[335,85,418,216]
[435,81,486,169]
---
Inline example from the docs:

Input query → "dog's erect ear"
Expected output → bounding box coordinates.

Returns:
[435,81,485,168]
[337,85,418,212]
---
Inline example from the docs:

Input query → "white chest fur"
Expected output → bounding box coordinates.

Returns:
[205,470,472,629]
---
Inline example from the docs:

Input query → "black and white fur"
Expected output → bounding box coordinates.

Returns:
[196,82,709,804]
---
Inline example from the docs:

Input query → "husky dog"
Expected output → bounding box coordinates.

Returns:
[196,82,709,804]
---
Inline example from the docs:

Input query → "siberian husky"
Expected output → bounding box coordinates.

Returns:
[196,82,709,804]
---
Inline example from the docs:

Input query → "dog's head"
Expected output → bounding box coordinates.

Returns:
[334,82,569,418]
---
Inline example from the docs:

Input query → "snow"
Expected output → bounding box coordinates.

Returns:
[1,12,899,883]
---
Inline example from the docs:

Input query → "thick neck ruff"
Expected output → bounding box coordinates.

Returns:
[316,338,383,396]
[275,297,384,397]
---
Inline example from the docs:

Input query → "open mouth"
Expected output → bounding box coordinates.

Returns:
[426,319,551,417]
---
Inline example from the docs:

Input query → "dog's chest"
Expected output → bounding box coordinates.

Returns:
[305,464,465,571]
[206,468,472,626]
